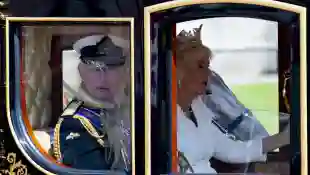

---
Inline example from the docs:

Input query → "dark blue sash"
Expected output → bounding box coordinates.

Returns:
[76,107,103,130]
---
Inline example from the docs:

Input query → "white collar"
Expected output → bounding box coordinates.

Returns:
[178,96,214,123]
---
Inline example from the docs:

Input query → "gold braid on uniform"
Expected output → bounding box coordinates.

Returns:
[72,114,112,162]
[53,118,64,162]
[53,100,83,162]
[72,114,106,145]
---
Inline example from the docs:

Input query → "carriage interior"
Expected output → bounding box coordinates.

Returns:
[18,24,130,153]
[150,4,299,174]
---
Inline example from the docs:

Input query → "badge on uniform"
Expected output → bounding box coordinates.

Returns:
[65,132,81,140]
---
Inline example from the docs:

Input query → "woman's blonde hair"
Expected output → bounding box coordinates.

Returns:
[176,24,212,62]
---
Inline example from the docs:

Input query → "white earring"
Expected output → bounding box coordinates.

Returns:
[178,79,181,88]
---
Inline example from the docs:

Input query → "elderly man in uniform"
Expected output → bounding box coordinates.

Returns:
[51,35,131,172]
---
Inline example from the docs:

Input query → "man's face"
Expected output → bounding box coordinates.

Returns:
[78,62,126,102]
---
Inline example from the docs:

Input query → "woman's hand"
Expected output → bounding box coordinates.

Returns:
[262,122,290,153]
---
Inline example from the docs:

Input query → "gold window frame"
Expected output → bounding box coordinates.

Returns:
[4,17,136,175]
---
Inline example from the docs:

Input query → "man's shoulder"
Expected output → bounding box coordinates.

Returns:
[57,115,85,131]
[53,114,107,149]
[57,99,92,130]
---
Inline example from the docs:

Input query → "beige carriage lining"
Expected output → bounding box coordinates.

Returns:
[22,26,53,130]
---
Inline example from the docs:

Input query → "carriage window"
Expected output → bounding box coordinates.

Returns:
[6,20,134,174]
[177,17,279,136]
[172,16,290,175]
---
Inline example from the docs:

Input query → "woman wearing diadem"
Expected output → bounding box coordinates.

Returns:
[51,35,131,172]
[173,25,290,174]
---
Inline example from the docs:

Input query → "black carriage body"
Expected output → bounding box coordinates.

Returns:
[0,0,307,175]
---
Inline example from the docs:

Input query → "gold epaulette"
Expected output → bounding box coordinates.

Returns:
[53,100,83,162]
[71,115,111,163]
[72,114,106,147]
[53,100,108,162]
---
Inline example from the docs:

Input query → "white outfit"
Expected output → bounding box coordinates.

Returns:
[177,96,267,174]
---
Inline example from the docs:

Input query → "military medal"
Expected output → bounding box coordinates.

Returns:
[65,132,80,140]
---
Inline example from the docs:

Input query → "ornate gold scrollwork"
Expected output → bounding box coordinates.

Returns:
[0,152,28,175]
[0,0,9,19]
[0,129,6,166]
[282,69,291,113]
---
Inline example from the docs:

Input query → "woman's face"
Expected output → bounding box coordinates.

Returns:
[178,46,210,101]
[78,63,127,102]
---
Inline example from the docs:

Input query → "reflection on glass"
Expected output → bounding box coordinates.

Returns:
[22,25,131,172]
[174,18,289,174]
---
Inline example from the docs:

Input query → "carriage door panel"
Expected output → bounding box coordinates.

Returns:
[144,1,306,175]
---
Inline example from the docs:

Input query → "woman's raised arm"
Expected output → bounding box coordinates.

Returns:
[212,120,290,163]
